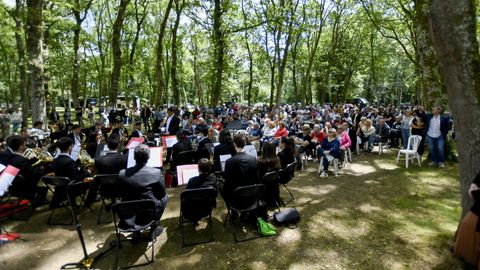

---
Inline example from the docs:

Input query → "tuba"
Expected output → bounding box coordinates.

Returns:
[78,149,95,172]
[24,147,54,166]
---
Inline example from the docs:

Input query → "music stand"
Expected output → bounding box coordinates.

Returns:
[60,183,116,269]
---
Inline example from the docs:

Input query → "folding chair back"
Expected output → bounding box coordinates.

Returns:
[262,171,279,185]
[176,150,196,166]
[95,174,119,224]
[231,184,265,211]
[112,199,156,232]
[180,187,217,220]
[279,162,297,184]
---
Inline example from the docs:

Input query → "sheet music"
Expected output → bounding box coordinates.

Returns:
[0,165,20,196]
[176,164,199,185]
[126,137,144,149]
[213,143,220,147]
[70,145,81,161]
[220,154,231,172]
[244,145,257,159]
[146,147,163,168]
[165,137,178,148]
[127,147,163,168]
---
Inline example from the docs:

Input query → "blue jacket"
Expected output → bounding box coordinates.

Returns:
[320,138,340,158]
[425,114,449,138]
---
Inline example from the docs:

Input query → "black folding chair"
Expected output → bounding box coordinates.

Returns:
[278,162,297,205]
[261,171,281,211]
[111,199,157,269]
[175,150,196,166]
[1,175,37,221]
[223,184,265,243]
[95,174,119,224]
[179,187,217,247]
[42,176,71,225]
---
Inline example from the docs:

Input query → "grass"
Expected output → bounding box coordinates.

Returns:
[0,149,464,270]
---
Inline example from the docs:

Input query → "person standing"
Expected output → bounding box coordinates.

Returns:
[0,109,11,139]
[86,106,95,127]
[141,105,152,131]
[426,106,449,168]
[75,105,83,127]
[400,110,414,149]
[11,107,22,134]
[64,107,71,125]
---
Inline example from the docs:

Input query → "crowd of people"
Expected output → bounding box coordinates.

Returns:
[2,100,472,266]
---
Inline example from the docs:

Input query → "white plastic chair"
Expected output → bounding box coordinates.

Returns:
[299,152,308,170]
[396,135,422,168]
[318,156,339,176]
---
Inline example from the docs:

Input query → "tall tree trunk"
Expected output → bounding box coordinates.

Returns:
[429,0,480,218]
[415,0,444,108]
[14,0,29,126]
[109,0,130,108]
[129,0,148,94]
[210,0,225,107]
[26,0,46,124]
[241,0,253,106]
[154,0,174,107]
[171,0,184,106]
[71,1,81,109]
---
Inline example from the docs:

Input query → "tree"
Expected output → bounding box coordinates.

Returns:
[170,0,185,106]
[154,0,174,107]
[71,0,92,109]
[26,0,46,124]
[109,0,130,108]
[429,0,480,218]
[210,0,227,107]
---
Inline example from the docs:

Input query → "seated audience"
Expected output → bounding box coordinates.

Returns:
[310,124,326,148]
[360,119,376,152]
[317,128,340,178]
[368,118,390,153]
[337,125,351,161]
[296,124,314,157]
[278,137,296,169]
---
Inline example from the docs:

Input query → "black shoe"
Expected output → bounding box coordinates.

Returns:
[151,225,164,238]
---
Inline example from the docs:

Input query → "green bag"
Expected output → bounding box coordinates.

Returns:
[257,217,276,236]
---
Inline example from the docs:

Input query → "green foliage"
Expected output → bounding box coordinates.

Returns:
[0,0,427,107]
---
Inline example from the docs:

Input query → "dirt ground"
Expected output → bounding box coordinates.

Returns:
[0,149,464,270]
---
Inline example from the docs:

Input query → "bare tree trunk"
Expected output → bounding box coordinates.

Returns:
[154,0,174,107]
[109,0,130,108]
[129,0,148,94]
[210,0,225,107]
[13,0,30,126]
[171,0,184,106]
[26,0,46,124]
[429,0,480,218]
[415,0,444,108]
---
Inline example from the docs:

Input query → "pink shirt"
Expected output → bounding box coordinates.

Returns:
[339,131,351,149]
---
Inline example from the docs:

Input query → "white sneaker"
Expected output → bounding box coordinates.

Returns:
[439,162,445,168]
[320,171,328,178]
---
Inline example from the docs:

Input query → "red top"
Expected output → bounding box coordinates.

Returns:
[310,130,326,144]
[274,127,289,138]
[212,122,223,131]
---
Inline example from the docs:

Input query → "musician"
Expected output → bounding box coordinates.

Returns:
[171,131,192,170]
[95,136,128,174]
[131,122,143,138]
[51,137,92,208]
[194,125,212,162]
[68,124,84,147]
[30,121,48,141]
[213,130,236,172]
[222,134,259,206]
[118,144,168,237]
[111,121,128,141]
[164,107,180,135]
[0,135,45,205]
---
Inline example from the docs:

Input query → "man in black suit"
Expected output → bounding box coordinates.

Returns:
[164,107,180,135]
[131,122,143,138]
[118,144,168,234]
[51,137,92,208]
[222,134,259,206]
[194,126,212,162]
[95,136,128,174]
[184,159,217,226]
[171,131,192,167]
[213,130,236,172]
[111,121,128,141]
[0,135,45,203]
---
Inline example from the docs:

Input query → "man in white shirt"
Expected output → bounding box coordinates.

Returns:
[426,106,448,168]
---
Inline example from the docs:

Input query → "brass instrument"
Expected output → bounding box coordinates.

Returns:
[24,147,54,166]
[78,149,95,172]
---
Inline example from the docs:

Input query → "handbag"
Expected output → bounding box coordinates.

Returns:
[274,208,300,228]
[257,217,276,236]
